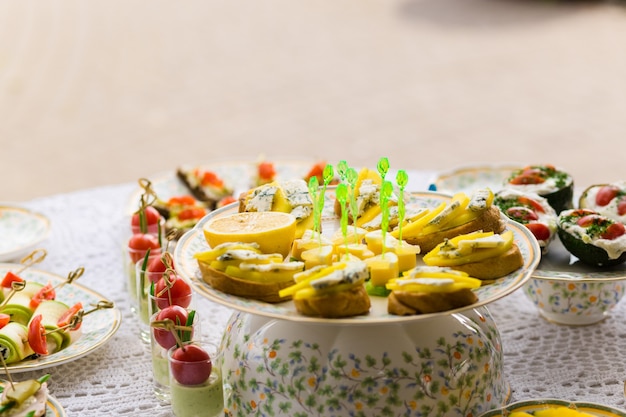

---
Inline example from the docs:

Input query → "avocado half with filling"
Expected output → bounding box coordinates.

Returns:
[557,208,626,267]
[504,165,574,214]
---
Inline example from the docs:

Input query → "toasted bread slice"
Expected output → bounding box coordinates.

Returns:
[197,260,292,303]
[449,244,524,280]
[293,285,371,318]
[404,205,506,253]
[388,288,478,315]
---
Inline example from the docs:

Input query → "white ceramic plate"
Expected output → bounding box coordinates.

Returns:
[429,164,520,195]
[174,191,541,325]
[126,158,322,213]
[480,398,626,416]
[0,265,121,373]
[0,206,51,262]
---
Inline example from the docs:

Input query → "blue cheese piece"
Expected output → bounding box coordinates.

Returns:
[394,277,455,287]
[239,261,305,272]
[467,189,491,212]
[406,266,466,277]
[217,250,282,262]
[310,261,368,290]
[245,185,278,212]
[457,234,505,250]
[282,180,313,208]
[356,180,380,216]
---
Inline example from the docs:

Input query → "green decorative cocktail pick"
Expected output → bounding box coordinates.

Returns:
[346,167,359,236]
[377,157,390,182]
[380,180,393,256]
[335,183,350,255]
[308,176,322,243]
[396,169,408,244]
[337,160,349,182]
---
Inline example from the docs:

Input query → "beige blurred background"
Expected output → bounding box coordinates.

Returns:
[1,0,625,202]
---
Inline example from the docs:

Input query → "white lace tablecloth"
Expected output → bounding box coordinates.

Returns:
[12,171,626,416]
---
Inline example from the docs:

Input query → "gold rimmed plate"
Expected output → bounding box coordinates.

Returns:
[429,164,520,195]
[0,265,121,373]
[174,191,541,325]
[0,206,51,263]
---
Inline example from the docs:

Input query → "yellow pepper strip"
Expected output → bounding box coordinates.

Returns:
[293,282,361,300]
[223,265,300,284]
[386,275,481,293]
[194,242,261,262]
[423,231,514,266]
[391,202,446,239]
[279,263,347,298]
[420,193,470,235]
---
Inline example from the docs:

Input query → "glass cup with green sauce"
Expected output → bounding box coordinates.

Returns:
[149,292,199,402]
[168,342,224,417]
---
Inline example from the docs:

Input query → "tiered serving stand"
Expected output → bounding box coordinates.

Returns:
[174,192,541,417]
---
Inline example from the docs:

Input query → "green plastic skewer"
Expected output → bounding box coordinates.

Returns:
[335,183,350,255]
[396,169,408,244]
[380,180,393,256]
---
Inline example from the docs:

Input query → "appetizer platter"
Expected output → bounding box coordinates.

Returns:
[174,190,541,324]
[0,207,50,263]
[0,265,121,373]
[0,376,67,417]
[479,398,626,417]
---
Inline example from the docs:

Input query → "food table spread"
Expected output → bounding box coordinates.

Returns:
[8,169,626,416]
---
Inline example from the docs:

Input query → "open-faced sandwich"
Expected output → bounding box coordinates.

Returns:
[391,188,506,253]
[195,242,305,303]
[422,230,524,280]
[503,164,574,214]
[557,208,626,267]
[278,260,371,318]
[386,266,481,315]
[0,374,50,417]
[494,189,557,254]
[176,167,233,209]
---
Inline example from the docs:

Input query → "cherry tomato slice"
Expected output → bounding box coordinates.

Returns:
[200,171,224,187]
[177,207,207,221]
[618,197,626,216]
[526,223,551,242]
[28,314,48,355]
[0,313,10,329]
[506,206,539,222]
[57,302,84,331]
[168,195,197,206]
[305,162,326,182]
[1,271,23,288]
[595,186,619,207]
[517,196,545,213]
[258,162,276,181]
[29,283,56,310]
[601,222,626,240]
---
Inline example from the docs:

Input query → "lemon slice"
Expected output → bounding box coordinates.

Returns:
[203,212,297,258]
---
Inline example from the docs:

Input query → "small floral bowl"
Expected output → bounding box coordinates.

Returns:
[523,274,626,326]
[479,398,626,417]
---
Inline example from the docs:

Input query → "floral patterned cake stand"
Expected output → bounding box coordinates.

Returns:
[174,193,541,417]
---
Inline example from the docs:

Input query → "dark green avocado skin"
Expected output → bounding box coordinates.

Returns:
[545,183,574,214]
[557,227,626,267]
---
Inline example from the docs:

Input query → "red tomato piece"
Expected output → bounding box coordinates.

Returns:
[28,314,48,355]
[618,197,626,216]
[305,161,326,182]
[201,171,224,188]
[577,214,604,228]
[29,282,56,310]
[152,305,190,350]
[509,173,545,185]
[57,302,84,330]
[525,223,551,242]
[155,272,192,309]
[168,195,196,206]
[506,207,539,222]
[0,313,10,329]
[595,186,619,207]
[517,196,545,213]
[217,196,237,208]
[177,207,207,221]
[601,222,626,240]
[1,271,23,288]
[258,162,276,180]
[131,206,162,234]
[127,234,162,263]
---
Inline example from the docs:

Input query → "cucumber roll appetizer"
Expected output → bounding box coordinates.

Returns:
[578,180,626,223]
[0,281,46,326]
[505,164,574,213]
[0,322,35,364]
[557,208,626,267]
[494,189,557,254]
